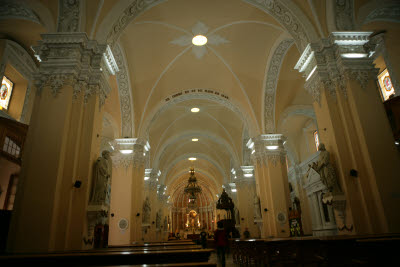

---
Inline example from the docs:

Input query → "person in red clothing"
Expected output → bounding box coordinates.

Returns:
[214,221,228,267]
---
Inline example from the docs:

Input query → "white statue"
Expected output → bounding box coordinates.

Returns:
[90,150,112,204]
[316,144,341,194]
[254,195,262,219]
[142,197,151,224]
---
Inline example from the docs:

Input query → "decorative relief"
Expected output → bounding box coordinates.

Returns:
[0,0,40,24]
[106,0,158,44]
[304,74,321,105]
[264,39,294,133]
[57,0,80,32]
[32,33,110,105]
[144,91,254,138]
[364,6,400,25]
[296,32,380,104]
[112,44,134,138]
[245,0,309,49]
[334,0,355,31]
[170,21,230,59]
[105,0,310,49]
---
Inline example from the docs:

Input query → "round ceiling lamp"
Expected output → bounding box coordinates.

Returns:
[192,138,198,142]
[188,157,197,161]
[192,35,207,46]
[191,107,200,113]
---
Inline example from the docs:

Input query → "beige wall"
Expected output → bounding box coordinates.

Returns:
[108,166,132,245]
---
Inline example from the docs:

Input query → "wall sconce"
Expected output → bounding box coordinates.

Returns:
[350,169,358,177]
[73,180,82,188]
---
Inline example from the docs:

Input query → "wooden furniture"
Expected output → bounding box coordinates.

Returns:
[0,248,214,266]
[231,234,399,266]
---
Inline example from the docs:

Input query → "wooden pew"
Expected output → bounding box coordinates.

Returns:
[230,234,400,266]
[0,248,214,266]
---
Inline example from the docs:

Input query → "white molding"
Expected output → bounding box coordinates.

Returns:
[112,43,135,137]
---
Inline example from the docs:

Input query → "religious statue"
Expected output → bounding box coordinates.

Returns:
[254,195,262,219]
[142,197,151,224]
[90,150,112,204]
[156,209,161,229]
[316,144,342,194]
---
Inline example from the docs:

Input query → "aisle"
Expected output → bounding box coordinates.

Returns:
[208,251,236,267]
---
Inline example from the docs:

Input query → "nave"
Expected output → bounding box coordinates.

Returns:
[0,0,400,266]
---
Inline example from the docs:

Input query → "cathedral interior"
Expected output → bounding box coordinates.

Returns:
[0,0,399,266]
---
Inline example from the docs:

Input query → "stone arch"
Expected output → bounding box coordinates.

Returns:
[326,0,356,32]
[21,0,56,31]
[112,43,135,138]
[139,91,258,140]
[357,1,400,26]
[95,0,318,50]
[263,37,295,133]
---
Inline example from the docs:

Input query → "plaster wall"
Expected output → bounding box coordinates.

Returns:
[109,166,133,245]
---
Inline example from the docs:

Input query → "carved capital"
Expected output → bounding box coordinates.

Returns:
[296,32,380,103]
[32,33,111,104]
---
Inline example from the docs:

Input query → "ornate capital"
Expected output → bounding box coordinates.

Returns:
[111,138,148,169]
[249,134,287,167]
[32,33,111,105]
[295,32,379,103]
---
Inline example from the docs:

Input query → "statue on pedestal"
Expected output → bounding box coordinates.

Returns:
[90,150,112,205]
[316,144,342,194]
[142,197,151,224]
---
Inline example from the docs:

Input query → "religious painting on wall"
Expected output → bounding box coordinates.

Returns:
[378,69,395,101]
[0,76,14,110]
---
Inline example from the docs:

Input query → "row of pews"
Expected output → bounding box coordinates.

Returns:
[231,234,399,266]
[0,239,215,266]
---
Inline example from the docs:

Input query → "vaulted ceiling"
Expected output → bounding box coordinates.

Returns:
[3,0,394,205]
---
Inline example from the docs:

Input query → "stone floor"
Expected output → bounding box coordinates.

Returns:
[208,251,236,267]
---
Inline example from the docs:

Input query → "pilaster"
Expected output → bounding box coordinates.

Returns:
[295,32,400,234]
[7,33,109,252]
[248,134,291,238]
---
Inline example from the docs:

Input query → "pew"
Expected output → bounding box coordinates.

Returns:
[231,234,400,266]
[0,248,214,266]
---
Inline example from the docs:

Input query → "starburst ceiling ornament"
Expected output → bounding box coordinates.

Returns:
[170,21,229,59]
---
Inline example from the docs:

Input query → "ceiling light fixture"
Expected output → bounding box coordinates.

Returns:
[192,35,207,46]
[188,157,197,161]
[191,107,200,113]
[192,138,198,142]
[120,149,133,154]
[266,145,279,150]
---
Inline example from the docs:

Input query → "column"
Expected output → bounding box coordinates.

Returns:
[249,134,291,238]
[7,33,110,252]
[295,32,400,234]
[236,166,258,238]
[144,169,158,241]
